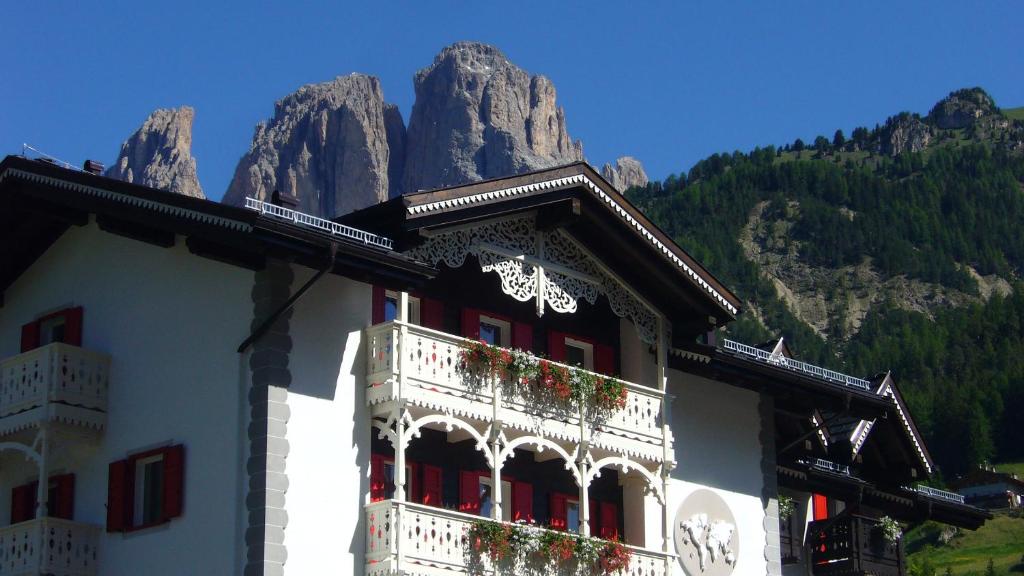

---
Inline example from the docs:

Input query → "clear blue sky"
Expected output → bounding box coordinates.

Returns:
[3,1,1021,200]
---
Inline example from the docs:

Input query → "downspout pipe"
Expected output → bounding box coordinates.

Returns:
[237,243,337,354]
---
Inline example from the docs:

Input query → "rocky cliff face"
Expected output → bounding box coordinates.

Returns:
[402,42,584,192]
[106,107,204,198]
[928,87,997,129]
[880,113,933,156]
[601,156,648,192]
[222,74,399,216]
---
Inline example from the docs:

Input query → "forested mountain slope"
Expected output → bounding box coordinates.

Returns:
[627,88,1024,477]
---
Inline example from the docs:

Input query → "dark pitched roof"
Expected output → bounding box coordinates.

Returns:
[343,162,741,333]
[0,155,435,296]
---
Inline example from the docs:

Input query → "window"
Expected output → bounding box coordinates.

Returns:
[461,308,532,351]
[20,307,83,352]
[39,316,67,346]
[547,330,616,376]
[107,444,184,532]
[566,499,581,533]
[479,315,511,347]
[370,454,420,503]
[564,337,593,370]
[479,476,512,521]
[134,454,165,526]
[384,290,421,325]
[9,474,74,523]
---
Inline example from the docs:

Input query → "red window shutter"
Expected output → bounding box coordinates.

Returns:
[63,307,83,346]
[10,483,34,524]
[547,331,567,362]
[371,286,386,324]
[461,309,481,340]
[512,322,533,352]
[459,471,481,514]
[54,474,75,520]
[421,298,445,330]
[589,499,598,534]
[549,493,568,531]
[594,344,615,376]
[512,481,533,522]
[812,493,828,521]
[370,455,386,502]
[106,460,129,532]
[162,445,185,520]
[422,465,443,507]
[600,502,619,540]
[20,322,40,353]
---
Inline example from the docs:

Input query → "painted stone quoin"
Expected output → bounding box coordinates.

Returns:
[0,156,989,576]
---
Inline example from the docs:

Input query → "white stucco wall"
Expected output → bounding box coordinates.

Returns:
[282,270,371,575]
[0,221,252,575]
[667,369,768,576]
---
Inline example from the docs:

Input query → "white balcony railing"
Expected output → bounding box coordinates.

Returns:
[0,518,100,576]
[366,322,668,453]
[722,339,872,391]
[0,343,109,418]
[366,500,670,576]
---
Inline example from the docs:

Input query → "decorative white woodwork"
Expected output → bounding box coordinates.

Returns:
[0,343,109,418]
[407,214,660,344]
[0,518,100,576]
[365,321,670,464]
[364,500,670,576]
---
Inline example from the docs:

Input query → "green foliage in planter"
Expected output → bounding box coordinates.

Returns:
[778,495,795,522]
[460,340,628,416]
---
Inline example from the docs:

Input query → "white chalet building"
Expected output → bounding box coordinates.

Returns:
[0,156,987,576]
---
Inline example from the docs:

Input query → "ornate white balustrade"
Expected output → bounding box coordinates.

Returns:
[365,500,669,576]
[0,518,100,576]
[366,322,670,462]
[0,343,109,433]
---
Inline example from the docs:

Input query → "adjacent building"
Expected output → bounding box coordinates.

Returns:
[0,156,988,576]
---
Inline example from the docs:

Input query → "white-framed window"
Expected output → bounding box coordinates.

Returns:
[564,337,594,370]
[479,476,512,521]
[385,290,421,324]
[479,315,511,347]
[382,461,415,500]
[566,498,581,533]
[133,454,165,526]
[38,315,67,346]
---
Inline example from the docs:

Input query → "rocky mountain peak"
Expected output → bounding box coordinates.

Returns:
[928,87,998,129]
[222,74,401,217]
[402,41,584,192]
[601,156,648,192]
[106,106,204,198]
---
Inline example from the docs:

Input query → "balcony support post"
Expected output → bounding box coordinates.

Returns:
[579,459,591,537]
[34,425,49,519]
[491,375,503,522]
[656,315,672,573]
[395,296,410,570]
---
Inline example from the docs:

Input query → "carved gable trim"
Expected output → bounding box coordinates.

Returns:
[407,214,661,344]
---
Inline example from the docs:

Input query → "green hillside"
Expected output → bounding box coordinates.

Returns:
[905,515,1024,575]
[1005,107,1024,121]
[626,87,1024,478]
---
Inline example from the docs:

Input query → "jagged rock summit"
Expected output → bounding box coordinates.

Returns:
[928,87,998,130]
[601,156,648,192]
[402,42,584,193]
[222,74,402,217]
[106,107,204,198]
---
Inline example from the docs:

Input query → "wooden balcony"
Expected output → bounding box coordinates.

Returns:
[0,518,100,576]
[365,500,669,576]
[806,515,906,576]
[365,322,670,463]
[0,343,109,436]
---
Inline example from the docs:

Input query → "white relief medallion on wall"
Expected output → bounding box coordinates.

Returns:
[673,489,739,576]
